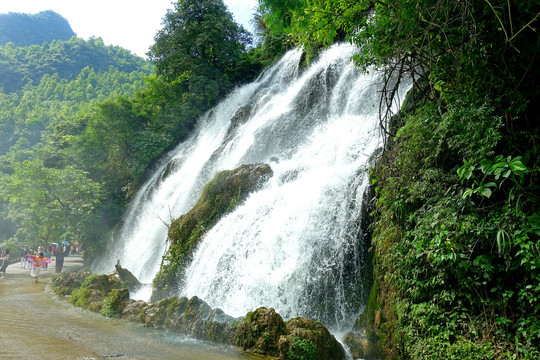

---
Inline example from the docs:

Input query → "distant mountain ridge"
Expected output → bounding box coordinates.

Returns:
[0,10,76,47]
[0,36,152,92]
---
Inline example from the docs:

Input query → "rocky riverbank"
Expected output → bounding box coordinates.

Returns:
[52,266,347,360]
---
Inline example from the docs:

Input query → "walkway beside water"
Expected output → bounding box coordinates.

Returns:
[0,255,260,360]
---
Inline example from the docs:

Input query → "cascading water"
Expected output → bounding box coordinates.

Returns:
[94,43,408,332]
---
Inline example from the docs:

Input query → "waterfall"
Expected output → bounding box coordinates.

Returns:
[93,43,408,331]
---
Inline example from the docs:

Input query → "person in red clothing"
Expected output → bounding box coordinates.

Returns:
[31,252,45,283]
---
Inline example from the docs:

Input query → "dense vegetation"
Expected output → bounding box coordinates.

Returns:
[0,36,150,93]
[257,0,539,358]
[0,35,152,247]
[1,1,538,358]
[0,10,75,47]
[0,2,259,260]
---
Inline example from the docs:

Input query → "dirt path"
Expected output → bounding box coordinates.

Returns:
[0,256,258,360]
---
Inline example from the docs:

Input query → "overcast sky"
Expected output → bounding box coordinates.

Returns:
[0,0,258,57]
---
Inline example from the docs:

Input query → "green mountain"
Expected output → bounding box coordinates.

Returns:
[0,10,75,47]
[0,37,152,93]
[0,14,154,245]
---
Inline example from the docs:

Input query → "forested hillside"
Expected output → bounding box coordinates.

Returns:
[0,29,153,246]
[0,10,75,47]
[256,0,539,358]
[0,36,151,93]
[0,1,258,259]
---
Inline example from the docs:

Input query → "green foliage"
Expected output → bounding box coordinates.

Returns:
[149,0,253,91]
[101,288,129,318]
[256,0,539,357]
[408,337,496,360]
[458,155,529,199]
[1,2,261,255]
[0,34,153,249]
[0,10,75,47]
[0,36,152,93]
[0,159,103,244]
[370,98,539,358]
[287,337,317,360]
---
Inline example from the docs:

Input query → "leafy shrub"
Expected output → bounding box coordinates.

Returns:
[287,338,317,360]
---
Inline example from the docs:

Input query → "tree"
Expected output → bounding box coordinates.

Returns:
[148,0,252,94]
[0,159,103,244]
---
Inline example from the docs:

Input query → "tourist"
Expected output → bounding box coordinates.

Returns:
[55,245,66,274]
[19,245,29,268]
[31,252,45,283]
[1,248,10,279]
[27,249,35,272]
[43,248,51,270]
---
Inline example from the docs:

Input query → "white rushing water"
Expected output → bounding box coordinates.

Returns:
[94,43,408,331]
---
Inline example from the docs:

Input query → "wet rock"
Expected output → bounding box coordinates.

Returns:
[343,331,370,359]
[278,317,346,360]
[235,307,286,356]
[52,270,92,297]
[54,271,345,359]
[234,308,346,360]
[122,299,151,322]
[115,260,143,293]
[129,296,241,345]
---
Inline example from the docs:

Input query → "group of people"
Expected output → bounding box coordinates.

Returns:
[0,244,71,282]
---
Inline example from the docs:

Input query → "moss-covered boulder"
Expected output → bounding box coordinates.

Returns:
[132,296,240,344]
[152,163,273,301]
[235,307,287,356]
[278,317,346,360]
[53,270,130,316]
[52,270,92,297]
[234,308,346,360]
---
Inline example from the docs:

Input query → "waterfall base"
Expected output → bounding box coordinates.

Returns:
[52,270,347,360]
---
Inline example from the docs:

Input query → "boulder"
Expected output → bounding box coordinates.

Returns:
[278,317,346,360]
[235,307,286,356]
[115,260,143,293]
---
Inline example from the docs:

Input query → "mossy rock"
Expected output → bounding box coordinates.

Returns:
[81,273,124,294]
[126,295,239,344]
[235,307,287,356]
[342,331,370,360]
[152,163,273,301]
[278,317,346,360]
[56,271,128,314]
[54,271,343,360]
[101,288,130,318]
[52,270,92,296]
[121,300,151,323]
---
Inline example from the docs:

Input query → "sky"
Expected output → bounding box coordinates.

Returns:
[0,0,258,57]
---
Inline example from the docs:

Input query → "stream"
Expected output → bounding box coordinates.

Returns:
[0,256,265,360]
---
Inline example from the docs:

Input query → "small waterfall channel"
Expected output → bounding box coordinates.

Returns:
[93,43,408,333]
